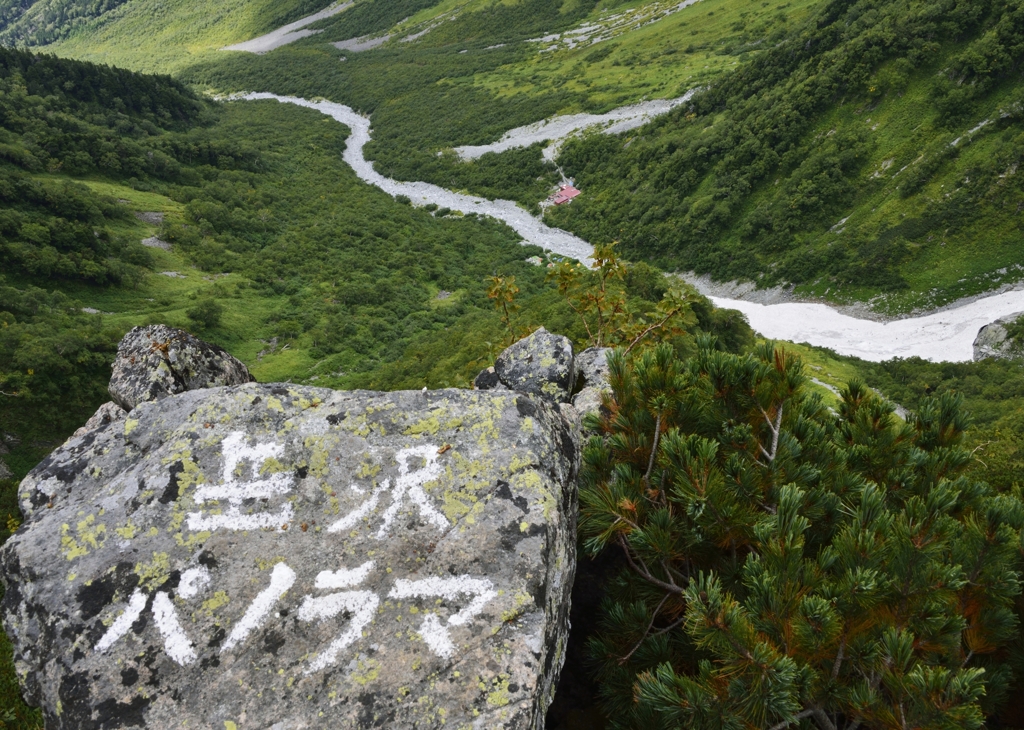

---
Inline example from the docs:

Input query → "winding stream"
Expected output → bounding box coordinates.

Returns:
[240,93,595,265]
[237,93,1024,363]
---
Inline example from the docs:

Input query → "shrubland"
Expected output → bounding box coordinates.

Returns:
[580,340,1024,728]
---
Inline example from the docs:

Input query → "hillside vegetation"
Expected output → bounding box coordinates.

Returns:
[16,0,339,72]
[9,0,1024,309]
[549,0,1024,312]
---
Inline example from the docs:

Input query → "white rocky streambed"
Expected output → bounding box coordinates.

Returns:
[222,3,352,54]
[239,93,595,264]
[454,89,697,162]
[236,93,1024,363]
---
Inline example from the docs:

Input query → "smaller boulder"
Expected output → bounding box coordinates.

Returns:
[72,402,127,439]
[109,325,254,410]
[974,312,1024,361]
[495,327,576,403]
[473,366,505,391]
[571,347,613,423]
[0,459,10,481]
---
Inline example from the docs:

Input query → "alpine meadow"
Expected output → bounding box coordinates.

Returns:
[2,0,1024,728]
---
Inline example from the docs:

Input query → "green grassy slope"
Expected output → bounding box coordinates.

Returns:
[40,0,339,73]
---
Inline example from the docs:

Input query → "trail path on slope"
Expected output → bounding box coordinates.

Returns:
[234,93,1024,363]
[222,3,351,53]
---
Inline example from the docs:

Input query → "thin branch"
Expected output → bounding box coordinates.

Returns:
[618,535,685,595]
[767,708,817,730]
[813,707,837,730]
[618,592,670,665]
[831,636,846,681]
[649,613,686,637]
[642,413,662,489]
[623,307,683,355]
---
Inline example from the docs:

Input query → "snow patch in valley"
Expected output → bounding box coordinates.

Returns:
[707,289,1024,363]
[526,0,705,52]
[222,2,352,54]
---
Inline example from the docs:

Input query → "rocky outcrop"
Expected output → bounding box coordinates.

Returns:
[473,366,506,392]
[109,325,254,410]
[974,313,1024,361]
[2,382,578,728]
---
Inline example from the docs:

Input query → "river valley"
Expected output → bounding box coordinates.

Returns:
[238,93,1024,364]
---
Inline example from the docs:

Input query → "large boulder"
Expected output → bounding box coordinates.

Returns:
[492,328,576,404]
[109,325,254,410]
[974,313,1024,361]
[2,383,578,729]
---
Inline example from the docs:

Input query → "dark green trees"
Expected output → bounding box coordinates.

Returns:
[580,339,1023,729]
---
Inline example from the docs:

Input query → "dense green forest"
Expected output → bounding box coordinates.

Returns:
[0,0,129,47]
[0,0,336,48]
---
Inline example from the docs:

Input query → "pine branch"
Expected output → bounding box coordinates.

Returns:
[756,402,784,464]
[618,592,670,665]
[642,413,662,489]
[767,708,816,730]
[618,535,685,595]
[813,707,837,730]
[831,636,846,681]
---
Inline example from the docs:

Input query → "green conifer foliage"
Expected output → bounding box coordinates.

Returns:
[580,339,1024,729]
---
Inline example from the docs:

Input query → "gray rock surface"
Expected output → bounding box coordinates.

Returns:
[974,312,1024,361]
[2,383,578,729]
[134,212,165,225]
[109,325,254,410]
[71,402,127,439]
[570,348,612,423]
[494,328,576,404]
[141,236,171,250]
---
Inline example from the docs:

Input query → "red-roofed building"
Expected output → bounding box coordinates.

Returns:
[551,184,581,205]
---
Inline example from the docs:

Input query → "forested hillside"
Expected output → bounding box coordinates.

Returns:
[0,0,128,47]
[2,0,341,71]
[549,0,1024,312]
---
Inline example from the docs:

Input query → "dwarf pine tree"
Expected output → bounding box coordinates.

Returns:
[579,338,1024,729]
